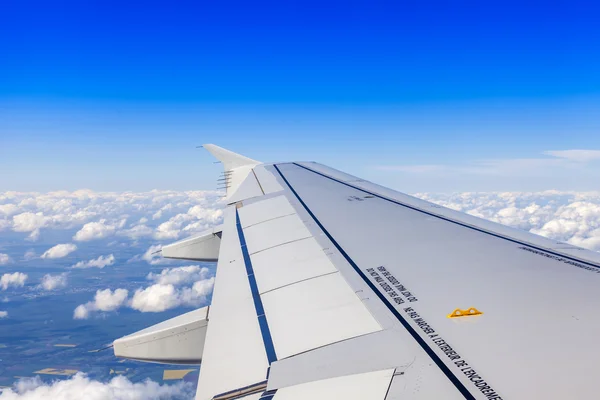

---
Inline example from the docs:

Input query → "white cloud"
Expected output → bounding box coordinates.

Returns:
[147,266,210,286]
[73,266,215,317]
[72,305,90,320]
[154,216,189,240]
[12,212,51,233]
[38,273,68,291]
[129,284,181,313]
[0,373,194,400]
[0,254,11,265]
[0,311,7,318]
[73,288,129,319]
[543,150,600,163]
[152,204,173,220]
[130,265,214,313]
[152,207,223,241]
[118,224,154,240]
[1,272,28,290]
[72,254,115,269]
[41,244,77,259]
[129,278,214,313]
[0,204,19,217]
[73,220,117,241]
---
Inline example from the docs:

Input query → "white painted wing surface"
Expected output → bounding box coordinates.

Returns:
[191,145,600,400]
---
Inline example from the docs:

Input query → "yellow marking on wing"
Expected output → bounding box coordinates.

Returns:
[447,307,483,318]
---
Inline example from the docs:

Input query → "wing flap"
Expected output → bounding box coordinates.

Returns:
[251,237,337,294]
[271,369,394,400]
[237,195,296,228]
[262,272,381,359]
[243,214,312,254]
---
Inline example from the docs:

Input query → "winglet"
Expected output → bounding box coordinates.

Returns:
[202,144,260,171]
[202,144,261,199]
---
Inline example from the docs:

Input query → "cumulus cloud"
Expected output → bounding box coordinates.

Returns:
[73,288,129,319]
[0,373,194,400]
[118,224,154,240]
[73,266,215,318]
[153,207,223,240]
[41,244,77,259]
[152,204,173,220]
[23,250,36,261]
[38,273,68,291]
[0,311,7,318]
[147,266,211,286]
[72,254,115,269]
[0,254,11,265]
[129,278,215,313]
[0,204,19,217]
[73,219,121,242]
[128,284,182,312]
[1,272,28,290]
[12,212,51,233]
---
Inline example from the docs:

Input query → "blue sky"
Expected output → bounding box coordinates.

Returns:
[1,1,599,192]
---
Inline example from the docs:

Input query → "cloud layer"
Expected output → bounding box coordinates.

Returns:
[0,373,194,400]
[0,190,224,243]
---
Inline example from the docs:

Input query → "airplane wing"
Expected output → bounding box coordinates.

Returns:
[115,145,600,399]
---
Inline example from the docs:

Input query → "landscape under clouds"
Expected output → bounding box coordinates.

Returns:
[1,188,600,398]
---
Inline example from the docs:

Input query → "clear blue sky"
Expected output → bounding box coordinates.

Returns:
[1,1,599,192]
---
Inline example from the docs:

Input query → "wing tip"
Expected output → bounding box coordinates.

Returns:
[202,144,260,170]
